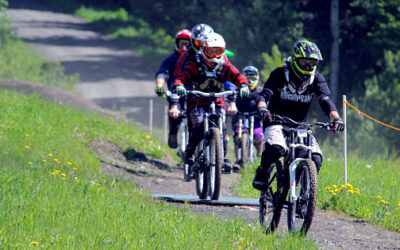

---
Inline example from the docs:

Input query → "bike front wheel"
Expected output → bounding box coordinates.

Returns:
[287,159,318,235]
[195,145,208,199]
[208,128,222,200]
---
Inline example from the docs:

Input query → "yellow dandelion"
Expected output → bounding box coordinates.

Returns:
[41,154,45,158]
[355,188,360,192]
[145,135,151,139]
[48,153,53,157]
[61,173,66,177]
[42,160,47,163]
[31,241,39,245]
[24,145,30,149]
[25,133,30,136]
[73,167,78,171]
[397,201,400,206]
[52,170,61,176]
[66,161,72,165]
[324,186,331,190]
[332,184,337,188]
[340,184,345,188]
[334,188,340,192]
[28,162,33,165]
[345,183,353,189]
[53,158,59,162]
[347,189,354,194]
[376,195,382,199]
[332,192,337,196]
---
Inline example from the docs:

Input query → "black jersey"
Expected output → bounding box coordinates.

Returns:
[263,65,337,122]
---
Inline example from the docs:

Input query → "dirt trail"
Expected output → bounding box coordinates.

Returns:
[6,1,400,249]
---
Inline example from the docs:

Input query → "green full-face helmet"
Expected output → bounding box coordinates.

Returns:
[290,39,323,80]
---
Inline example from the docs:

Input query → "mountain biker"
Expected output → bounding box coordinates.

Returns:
[172,32,251,168]
[253,39,345,191]
[155,29,192,148]
[168,23,214,120]
[232,66,264,168]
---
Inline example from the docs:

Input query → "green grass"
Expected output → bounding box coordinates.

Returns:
[0,90,317,248]
[236,149,400,232]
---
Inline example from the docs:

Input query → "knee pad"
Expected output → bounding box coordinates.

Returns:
[261,144,286,167]
[312,153,323,172]
[254,139,263,146]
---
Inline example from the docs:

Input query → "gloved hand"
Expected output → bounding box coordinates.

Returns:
[175,85,187,96]
[240,85,250,98]
[155,85,165,97]
[258,106,272,122]
[331,118,345,132]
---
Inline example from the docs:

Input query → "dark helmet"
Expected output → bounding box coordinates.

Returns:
[191,24,214,53]
[290,39,323,80]
[175,29,192,54]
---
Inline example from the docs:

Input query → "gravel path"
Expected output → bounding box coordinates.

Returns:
[7,1,400,249]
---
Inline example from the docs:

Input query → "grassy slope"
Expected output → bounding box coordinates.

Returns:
[0,90,315,248]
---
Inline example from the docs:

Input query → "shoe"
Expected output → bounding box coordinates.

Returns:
[222,159,232,174]
[252,166,269,191]
[168,131,178,149]
[183,152,194,166]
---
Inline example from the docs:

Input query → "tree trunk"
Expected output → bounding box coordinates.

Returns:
[330,0,339,103]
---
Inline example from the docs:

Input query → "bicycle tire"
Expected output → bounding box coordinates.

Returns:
[241,133,249,165]
[208,128,222,200]
[287,159,318,235]
[195,145,208,199]
[259,161,287,234]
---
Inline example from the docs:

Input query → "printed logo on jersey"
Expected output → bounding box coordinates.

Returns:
[199,78,222,90]
[280,85,312,103]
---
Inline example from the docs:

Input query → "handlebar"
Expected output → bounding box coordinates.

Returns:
[272,114,332,130]
[186,90,237,98]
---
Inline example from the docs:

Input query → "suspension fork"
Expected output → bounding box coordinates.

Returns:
[249,116,254,161]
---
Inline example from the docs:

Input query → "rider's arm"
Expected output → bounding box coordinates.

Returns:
[314,73,338,117]
[222,61,250,89]
[172,60,197,90]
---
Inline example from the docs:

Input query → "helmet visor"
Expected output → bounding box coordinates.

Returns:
[204,47,224,59]
[297,58,318,71]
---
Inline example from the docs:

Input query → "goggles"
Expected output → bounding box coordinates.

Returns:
[204,47,224,58]
[297,58,318,69]
[177,39,191,49]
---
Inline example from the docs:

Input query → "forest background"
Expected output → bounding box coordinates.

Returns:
[34,0,400,156]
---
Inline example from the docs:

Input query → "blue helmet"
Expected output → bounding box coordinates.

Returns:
[243,66,259,90]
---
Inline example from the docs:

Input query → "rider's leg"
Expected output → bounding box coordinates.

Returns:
[252,125,287,191]
[312,153,323,173]
[310,134,323,173]
[167,99,183,149]
[253,120,264,156]
[184,107,205,164]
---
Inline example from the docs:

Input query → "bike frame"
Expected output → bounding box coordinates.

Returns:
[237,111,258,162]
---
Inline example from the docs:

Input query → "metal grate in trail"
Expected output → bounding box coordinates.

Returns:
[149,194,259,206]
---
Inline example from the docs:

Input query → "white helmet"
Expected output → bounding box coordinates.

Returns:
[201,32,226,68]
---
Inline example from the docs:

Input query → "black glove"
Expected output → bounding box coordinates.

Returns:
[258,106,272,123]
[331,118,345,132]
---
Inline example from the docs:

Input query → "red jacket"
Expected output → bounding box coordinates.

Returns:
[173,54,249,109]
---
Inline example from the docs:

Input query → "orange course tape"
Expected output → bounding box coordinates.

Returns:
[343,100,400,131]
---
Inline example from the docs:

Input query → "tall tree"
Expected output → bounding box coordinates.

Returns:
[330,0,339,102]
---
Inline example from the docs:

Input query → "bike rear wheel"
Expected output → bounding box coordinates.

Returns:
[195,145,208,199]
[240,133,249,166]
[259,161,287,234]
[287,159,318,234]
[208,128,222,200]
